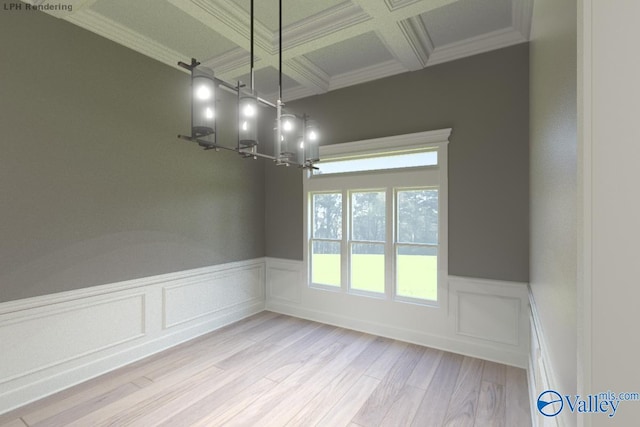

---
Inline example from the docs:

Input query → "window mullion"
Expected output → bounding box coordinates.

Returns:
[386,187,394,299]
[342,189,349,292]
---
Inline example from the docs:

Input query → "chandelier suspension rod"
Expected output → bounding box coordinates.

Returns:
[279,0,282,101]
[250,0,254,91]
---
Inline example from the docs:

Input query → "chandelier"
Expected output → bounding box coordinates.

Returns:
[177,0,320,169]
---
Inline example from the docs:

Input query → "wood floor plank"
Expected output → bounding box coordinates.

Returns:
[222,341,348,426]
[412,352,464,427]
[262,324,345,383]
[364,339,408,379]
[28,382,141,427]
[64,363,224,426]
[352,343,424,426]
[474,380,506,427]
[379,385,427,427]
[157,322,343,426]
[482,360,507,386]
[285,336,392,426]
[234,313,294,342]
[168,377,277,427]
[442,356,485,427]
[506,366,532,427]
[316,375,381,427]
[254,332,376,427]
[0,419,27,427]
[406,346,444,390]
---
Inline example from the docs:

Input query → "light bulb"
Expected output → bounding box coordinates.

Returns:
[283,120,293,132]
[242,104,256,117]
[242,121,249,131]
[204,108,214,119]
[308,130,318,141]
[196,85,212,100]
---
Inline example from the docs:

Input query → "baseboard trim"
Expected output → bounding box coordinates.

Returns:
[0,259,265,415]
[266,301,527,368]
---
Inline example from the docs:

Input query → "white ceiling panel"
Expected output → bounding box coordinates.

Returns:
[229,0,348,31]
[304,31,394,76]
[234,66,301,97]
[419,0,513,47]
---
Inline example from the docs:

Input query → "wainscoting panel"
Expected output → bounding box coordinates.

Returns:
[456,291,520,345]
[265,258,302,304]
[163,264,265,329]
[0,293,145,385]
[449,276,530,365]
[0,259,265,415]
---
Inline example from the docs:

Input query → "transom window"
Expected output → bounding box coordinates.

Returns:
[304,129,450,306]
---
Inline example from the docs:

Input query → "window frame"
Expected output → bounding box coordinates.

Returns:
[303,129,450,307]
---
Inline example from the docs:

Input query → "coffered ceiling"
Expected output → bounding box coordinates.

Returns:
[35,0,532,102]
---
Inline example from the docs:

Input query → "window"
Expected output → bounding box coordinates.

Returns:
[350,191,386,294]
[395,188,438,301]
[314,150,437,175]
[310,192,342,287]
[304,130,450,305]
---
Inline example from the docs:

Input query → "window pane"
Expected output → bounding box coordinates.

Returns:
[311,240,341,287]
[396,246,437,300]
[314,151,437,175]
[350,243,384,293]
[351,191,386,242]
[397,189,438,244]
[312,193,342,239]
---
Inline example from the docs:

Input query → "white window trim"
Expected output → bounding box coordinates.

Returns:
[302,128,450,307]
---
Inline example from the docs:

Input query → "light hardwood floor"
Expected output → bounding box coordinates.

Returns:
[0,312,531,427]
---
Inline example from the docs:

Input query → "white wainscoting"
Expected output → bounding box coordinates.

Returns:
[528,289,559,427]
[265,258,530,368]
[448,276,530,365]
[0,259,265,415]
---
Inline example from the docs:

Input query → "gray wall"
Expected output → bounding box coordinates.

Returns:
[266,44,530,283]
[529,0,577,406]
[0,6,265,302]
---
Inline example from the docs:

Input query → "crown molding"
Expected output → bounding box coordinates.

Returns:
[426,26,527,67]
[201,47,250,75]
[512,0,533,40]
[320,128,452,159]
[281,85,321,102]
[286,57,331,93]
[399,15,434,67]
[329,59,407,91]
[63,9,187,72]
[277,2,372,52]
[384,0,422,12]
